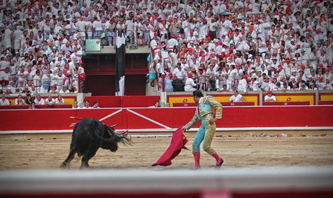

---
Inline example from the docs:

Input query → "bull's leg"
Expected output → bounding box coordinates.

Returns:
[60,148,76,169]
[80,150,97,169]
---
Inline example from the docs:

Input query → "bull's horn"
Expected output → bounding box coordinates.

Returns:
[110,123,118,128]
[115,130,127,135]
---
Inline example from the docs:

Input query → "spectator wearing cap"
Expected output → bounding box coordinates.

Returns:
[323,67,332,81]
[308,81,317,90]
[249,74,259,91]
[55,55,65,68]
[184,72,199,92]
[265,91,276,102]
[318,48,329,68]
[229,90,245,102]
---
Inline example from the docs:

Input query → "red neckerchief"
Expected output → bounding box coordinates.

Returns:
[272,29,275,34]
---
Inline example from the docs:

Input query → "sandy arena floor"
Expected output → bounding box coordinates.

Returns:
[0,133,333,170]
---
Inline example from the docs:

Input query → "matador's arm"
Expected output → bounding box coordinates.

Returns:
[184,109,200,130]
[206,96,223,119]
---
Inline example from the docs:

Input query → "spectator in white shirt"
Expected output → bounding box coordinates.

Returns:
[229,90,245,102]
[55,95,65,104]
[173,63,185,80]
[45,95,55,106]
[15,94,25,105]
[73,101,80,109]
[82,100,91,109]
[0,94,10,105]
[184,73,198,92]
[92,101,100,108]
[34,94,45,105]
[265,90,276,102]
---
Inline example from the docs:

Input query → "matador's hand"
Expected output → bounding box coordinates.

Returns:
[209,118,218,124]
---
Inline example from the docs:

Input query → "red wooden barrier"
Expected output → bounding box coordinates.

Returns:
[318,101,333,105]
[0,109,76,131]
[1,106,332,131]
[263,101,310,106]
[173,102,254,107]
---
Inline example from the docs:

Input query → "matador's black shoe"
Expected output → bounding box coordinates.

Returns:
[216,158,224,168]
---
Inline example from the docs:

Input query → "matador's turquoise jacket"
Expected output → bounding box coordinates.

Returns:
[184,96,223,130]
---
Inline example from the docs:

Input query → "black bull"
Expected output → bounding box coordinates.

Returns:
[61,118,132,168]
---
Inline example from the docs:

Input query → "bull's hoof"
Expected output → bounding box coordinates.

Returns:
[80,163,90,169]
[60,163,67,169]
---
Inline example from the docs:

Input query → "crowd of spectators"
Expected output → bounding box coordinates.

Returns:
[0,0,332,97]
[147,0,333,92]
[0,0,86,96]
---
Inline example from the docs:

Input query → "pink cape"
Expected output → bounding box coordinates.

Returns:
[152,127,189,167]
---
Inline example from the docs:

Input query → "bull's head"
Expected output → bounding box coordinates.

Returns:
[99,123,132,151]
